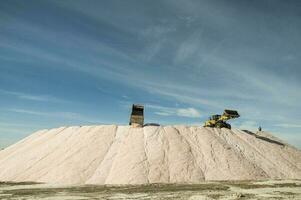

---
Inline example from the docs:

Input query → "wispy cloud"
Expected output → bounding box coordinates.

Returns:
[0,90,67,103]
[274,123,301,128]
[0,0,300,148]
[0,126,34,135]
[7,108,99,123]
[8,108,78,118]
[147,104,201,118]
[177,107,201,118]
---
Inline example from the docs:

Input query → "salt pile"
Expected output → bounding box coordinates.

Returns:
[0,125,300,184]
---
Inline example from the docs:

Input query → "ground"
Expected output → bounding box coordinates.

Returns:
[0,180,300,200]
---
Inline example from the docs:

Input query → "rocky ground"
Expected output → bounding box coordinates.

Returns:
[0,180,300,200]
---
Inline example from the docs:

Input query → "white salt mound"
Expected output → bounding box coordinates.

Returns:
[0,125,300,184]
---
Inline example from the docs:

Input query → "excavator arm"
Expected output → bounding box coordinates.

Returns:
[220,110,240,121]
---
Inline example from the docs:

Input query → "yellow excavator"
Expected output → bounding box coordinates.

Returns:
[204,109,240,129]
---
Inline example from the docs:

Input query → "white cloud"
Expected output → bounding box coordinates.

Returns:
[155,111,173,116]
[176,107,201,118]
[147,104,201,118]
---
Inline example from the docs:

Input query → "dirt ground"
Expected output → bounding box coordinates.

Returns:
[0,180,300,200]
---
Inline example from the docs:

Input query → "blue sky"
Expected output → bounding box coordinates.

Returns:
[0,0,301,149]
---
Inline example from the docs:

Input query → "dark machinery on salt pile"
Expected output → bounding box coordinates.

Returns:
[129,104,144,127]
[204,109,240,129]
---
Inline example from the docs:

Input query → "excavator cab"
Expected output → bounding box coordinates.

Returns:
[129,104,144,127]
[210,115,221,121]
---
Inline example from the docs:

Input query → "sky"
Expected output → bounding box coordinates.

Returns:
[0,0,301,149]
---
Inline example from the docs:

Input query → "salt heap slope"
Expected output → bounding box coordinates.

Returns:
[0,125,300,184]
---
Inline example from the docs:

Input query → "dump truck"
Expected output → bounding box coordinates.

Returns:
[129,104,144,127]
[204,109,240,129]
